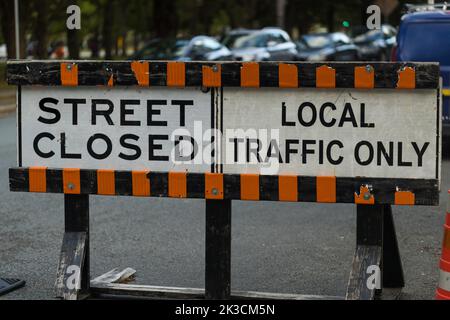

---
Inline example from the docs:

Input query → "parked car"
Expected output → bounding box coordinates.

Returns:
[231,28,298,61]
[132,36,234,61]
[0,44,6,60]
[220,28,257,50]
[353,24,397,61]
[393,6,450,142]
[295,32,360,61]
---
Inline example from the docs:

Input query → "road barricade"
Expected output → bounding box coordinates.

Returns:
[6,60,441,300]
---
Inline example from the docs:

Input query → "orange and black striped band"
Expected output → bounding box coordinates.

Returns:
[7,61,439,89]
[10,167,439,205]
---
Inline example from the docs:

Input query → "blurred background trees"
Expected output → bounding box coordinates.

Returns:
[0,0,425,59]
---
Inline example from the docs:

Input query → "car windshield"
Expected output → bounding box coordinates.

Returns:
[222,33,251,49]
[301,35,331,48]
[136,39,189,60]
[354,30,383,42]
[234,33,268,49]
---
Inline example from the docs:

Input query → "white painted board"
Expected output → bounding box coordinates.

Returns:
[221,88,440,179]
[19,86,214,172]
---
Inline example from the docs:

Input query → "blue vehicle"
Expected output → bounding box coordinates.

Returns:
[394,5,450,143]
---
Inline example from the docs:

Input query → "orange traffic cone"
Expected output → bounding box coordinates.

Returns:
[436,190,450,300]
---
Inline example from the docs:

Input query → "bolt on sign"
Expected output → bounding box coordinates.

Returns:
[7,61,441,205]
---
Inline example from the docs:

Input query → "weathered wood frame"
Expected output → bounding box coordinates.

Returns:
[8,60,439,300]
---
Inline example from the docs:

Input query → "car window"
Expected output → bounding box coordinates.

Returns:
[137,40,189,60]
[269,33,287,44]
[302,35,331,48]
[222,33,251,49]
[235,33,269,48]
[332,33,351,45]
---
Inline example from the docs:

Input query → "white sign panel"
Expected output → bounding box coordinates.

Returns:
[221,88,439,179]
[20,86,213,172]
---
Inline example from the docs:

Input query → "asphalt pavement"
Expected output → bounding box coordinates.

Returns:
[0,111,449,300]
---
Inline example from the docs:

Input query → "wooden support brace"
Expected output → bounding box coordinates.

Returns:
[346,204,404,300]
[55,195,90,300]
[205,199,231,299]
[55,232,88,300]
[90,283,343,300]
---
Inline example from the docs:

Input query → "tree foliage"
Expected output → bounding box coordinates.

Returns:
[0,0,426,59]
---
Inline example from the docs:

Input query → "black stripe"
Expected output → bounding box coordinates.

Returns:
[297,62,317,87]
[111,62,139,86]
[298,176,316,202]
[47,169,63,193]
[224,174,240,200]
[9,167,29,192]
[80,169,96,194]
[187,173,205,198]
[115,171,132,195]
[148,172,168,197]
[78,62,109,86]
[185,63,203,87]
[149,62,167,86]
[259,175,278,201]
[259,63,278,87]
[221,62,241,87]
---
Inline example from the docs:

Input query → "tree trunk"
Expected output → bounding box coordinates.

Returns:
[327,2,335,33]
[67,29,80,59]
[153,0,178,38]
[35,0,49,59]
[0,0,16,58]
[102,1,114,59]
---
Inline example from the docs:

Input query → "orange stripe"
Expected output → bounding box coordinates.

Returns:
[167,62,185,87]
[279,64,298,88]
[63,168,81,194]
[132,171,150,197]
[354,66,374,89]
[205,173,224,200]
[436,287,450,300]
[354,185,375,205]
[29,167,47,193]
[316,176,336,203]
[394,191,415,205]
[131,61,149,86]
[443,226,450,252]
[440,258,450,273]
[202,65,221,87]
[240,174,259,201]
[97,169,115,195]
[278,176,297,202]
[316,65,335,88]
[241,62,259,87]
[397,67,415,89]
[60,63,78,86]
[107,74,114,87]
[169,172,187,198]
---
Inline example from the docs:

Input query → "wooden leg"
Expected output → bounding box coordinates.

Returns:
[205,199,231,299]
[346,205,383,300]
[55,194,90,300]
[382,205,405,288]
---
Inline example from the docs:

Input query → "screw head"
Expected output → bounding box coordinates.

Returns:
[365,65,372,73]
[212,65,219,72]
[66,64,72,71]
[212,188,218,195]
[67,183,75,190]
[363,192,371,200]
